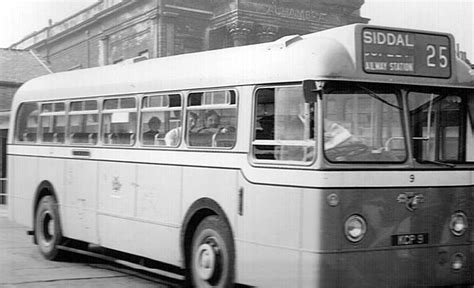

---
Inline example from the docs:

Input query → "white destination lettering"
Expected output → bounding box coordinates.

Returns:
[389,62,414,72]
[365,61,388,71]
[363,30,415,47]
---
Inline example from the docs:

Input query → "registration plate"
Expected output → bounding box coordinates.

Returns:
[391,233,429,246]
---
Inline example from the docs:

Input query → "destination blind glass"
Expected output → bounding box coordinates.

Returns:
[362,28,451,78]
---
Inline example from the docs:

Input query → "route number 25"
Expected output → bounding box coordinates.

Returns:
[426,45,449,68]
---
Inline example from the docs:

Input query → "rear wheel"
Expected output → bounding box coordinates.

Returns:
[35,195,64,260]
[189,215,235,288]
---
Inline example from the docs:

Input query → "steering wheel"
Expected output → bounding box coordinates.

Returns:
[325,143,368,161]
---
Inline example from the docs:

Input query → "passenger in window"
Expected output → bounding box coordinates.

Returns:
[165,112,198,146]
[255,115,275,159]
[198,110,221,134]
[256,115,274,140]
[143,116,161,144]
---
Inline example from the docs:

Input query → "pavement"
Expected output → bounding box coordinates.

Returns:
[0,206,175,287]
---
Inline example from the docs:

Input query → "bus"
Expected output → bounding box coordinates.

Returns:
[8,24,474,287]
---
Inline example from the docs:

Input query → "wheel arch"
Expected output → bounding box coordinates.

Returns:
[32,180,59,243]
[180,197,235,268]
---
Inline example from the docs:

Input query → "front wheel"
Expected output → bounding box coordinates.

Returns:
[189,215,235,288]
[35,195,64,260]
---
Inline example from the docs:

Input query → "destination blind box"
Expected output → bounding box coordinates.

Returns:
[362,27,451,78]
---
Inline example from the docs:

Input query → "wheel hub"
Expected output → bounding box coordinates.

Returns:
[41,212,54,243]
[195,243,217,280]
[47,216,55,237]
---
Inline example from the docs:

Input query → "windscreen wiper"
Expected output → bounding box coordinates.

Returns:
[357,85,402,110]
[421,159,456,168]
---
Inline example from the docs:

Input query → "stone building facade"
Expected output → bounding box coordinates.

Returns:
[11,0,368,72]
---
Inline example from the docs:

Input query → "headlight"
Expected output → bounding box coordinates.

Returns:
[449,212,468,236]
[344,214,367,243]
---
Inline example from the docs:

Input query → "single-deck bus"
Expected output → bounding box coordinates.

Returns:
[8,24,474,287]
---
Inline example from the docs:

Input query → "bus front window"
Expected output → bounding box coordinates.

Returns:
[323,84,406,162]
[409,91,468,163]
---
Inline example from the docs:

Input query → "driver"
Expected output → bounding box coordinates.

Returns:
[324,120,368,161]
[324,120,353,149]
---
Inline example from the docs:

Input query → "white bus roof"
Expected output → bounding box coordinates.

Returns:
[12,24,474,105]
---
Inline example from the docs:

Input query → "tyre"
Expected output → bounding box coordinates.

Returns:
[34,195,64,260]
[189,215,235,288]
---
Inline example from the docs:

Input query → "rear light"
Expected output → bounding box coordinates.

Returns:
[344,214,367,243]
[449,212,468,236]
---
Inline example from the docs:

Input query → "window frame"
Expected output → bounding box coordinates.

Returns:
[38,101,67,144]
[408,88,469,163]
[67,99,99,145]
[101,96,138,146]
[140,93,183,147]
[14,102,40,144]
[185,88,239,149]
[322,83,406,164]
[251,83,317,165]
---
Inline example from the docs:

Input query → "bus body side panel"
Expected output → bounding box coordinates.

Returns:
[36,151,68,234]
[97,159,183,266]
[64,157,98,244]
[235,174,303,287]
[8,146,39,229]
[180,165,240,260]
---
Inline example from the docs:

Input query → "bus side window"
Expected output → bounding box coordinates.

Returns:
[39,102,66,144]
[141,94,182,147]
[253,88,276,159]
[186,90,237,148]
[68,100,98,145]
[252,86,316,162]
[15,102,39,143]
[102,97,137,146]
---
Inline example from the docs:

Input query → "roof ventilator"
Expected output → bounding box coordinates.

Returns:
[267,35,302,50]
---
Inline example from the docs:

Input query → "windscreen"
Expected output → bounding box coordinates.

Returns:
[323,84,406,162]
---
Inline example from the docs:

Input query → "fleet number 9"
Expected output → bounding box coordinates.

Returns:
[426,45,448,68]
